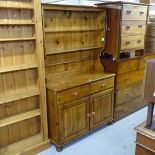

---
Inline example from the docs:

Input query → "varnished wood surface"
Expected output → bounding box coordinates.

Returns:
[46,71,115,91]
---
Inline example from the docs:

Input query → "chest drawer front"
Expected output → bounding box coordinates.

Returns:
[122,5,148,20]
[57,84,89,105]
[121,21,146,35]
[121,35,144,51]
[116,70,144,90]
[90,77,114,94]
[117,59,139,74]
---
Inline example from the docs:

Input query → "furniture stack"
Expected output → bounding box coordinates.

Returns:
[42,4,115,151]
[97,2,155,120]
[0,0,50,154]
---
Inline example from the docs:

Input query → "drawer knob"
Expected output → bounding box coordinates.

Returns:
[139,11,144,15]
[138,25,142,28]
[137,40,142,44]
[125,26,130,30]
[125,41,130,45]
[126,10,132,15]
[92,112,96,116]
[101,84,106,88]
[72,92,78,97]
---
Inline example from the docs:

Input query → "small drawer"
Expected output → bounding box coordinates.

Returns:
[90,77,114,94]
[121,35,144,51]
[121,21,146,35]
[57,84,89,105]
[117,59,139,74]
[122,4,148,20]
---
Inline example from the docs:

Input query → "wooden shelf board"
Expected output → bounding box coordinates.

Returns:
[0,88,40,105]
[0,109,41,128]
[0,64,38,74]
[45,28,104,33]
[0,134,51,155]
[0,5,34,10]
[0,37,36,42]
[46,46,104,55]
[0,22,35,25]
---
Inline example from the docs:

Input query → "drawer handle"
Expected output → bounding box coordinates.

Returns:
[137,40,142,44]
[139,11,144,15]
[125,26,130,30]
[125,41,130,45]
[72,92,79,97]
[91,112,96,116]
[138,25,142,28]
[101,84,106,88]
[126,10,132,15]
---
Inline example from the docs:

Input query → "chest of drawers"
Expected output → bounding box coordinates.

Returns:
[97,2,149,60]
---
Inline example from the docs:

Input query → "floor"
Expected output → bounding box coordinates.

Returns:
[38,107,148,155]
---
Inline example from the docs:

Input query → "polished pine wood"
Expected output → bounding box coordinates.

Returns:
[0,0,49,154]
[42,4,115,151]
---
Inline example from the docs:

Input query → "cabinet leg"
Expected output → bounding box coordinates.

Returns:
[108,120,115,125]
[56,145,63,152]
[146,102,154,129]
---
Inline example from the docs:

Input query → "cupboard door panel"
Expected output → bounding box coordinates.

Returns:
[58,97,89,144]
[90,89,114,130]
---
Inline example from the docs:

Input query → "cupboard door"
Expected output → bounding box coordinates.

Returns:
[90,89,114,130]
[58,97,90,144]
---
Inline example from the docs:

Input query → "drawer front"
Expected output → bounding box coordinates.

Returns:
[121,35,144,51]
[116,70,144,90]
[117,59,139,74]
[121,21,146,35]
[57,84,89,105]
[90,77,114,94]
[115,81,142,105]
[138,55,155,69]
[122,5,148,20]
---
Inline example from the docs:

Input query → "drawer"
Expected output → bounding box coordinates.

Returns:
[122,4,148,20]
[121,21,146,35]
[138,55,155,69]
[116,70,144,90]
[90,77,114,94]
[115,81,142,105]
[121,35,144,51]
[57,84,89,105]
[117,59,139,74]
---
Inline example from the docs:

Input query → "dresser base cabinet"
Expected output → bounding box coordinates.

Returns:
[47,73,115,151]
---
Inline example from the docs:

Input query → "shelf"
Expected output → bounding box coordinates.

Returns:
[0,134,50,155]
[0,109,40,128]
[0,5,34,10]
[46,46,104,55]
[45,28,104,33]
[0,88,40,105]
[0,64,38,74]
[0,21,35,25]
[46,56,97,67]
[0,37,36,42]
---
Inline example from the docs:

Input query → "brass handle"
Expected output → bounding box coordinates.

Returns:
[137,40,142,44]
[125,26,130,30]
[101,84,106,88]
[92,112,96,116]
[126,10,132,15]
[138,25,142,28]
[139,11,144,15]
[72,92,78,97]
[125,41,130,45]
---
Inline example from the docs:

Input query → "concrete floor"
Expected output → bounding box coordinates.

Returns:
[38,107,147,155]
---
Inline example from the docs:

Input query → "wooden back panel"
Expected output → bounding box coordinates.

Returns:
[0,0,48,149]
[42,4,105,76]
